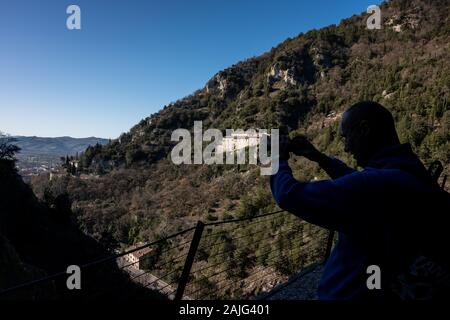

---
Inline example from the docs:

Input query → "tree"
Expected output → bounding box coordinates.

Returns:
[0,132,20,162]
[95,163,105,175]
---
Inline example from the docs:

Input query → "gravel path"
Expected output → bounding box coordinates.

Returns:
[257,263,323,300]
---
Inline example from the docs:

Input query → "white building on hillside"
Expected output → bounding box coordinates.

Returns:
[216,131,269,163]
[124,243,153,270]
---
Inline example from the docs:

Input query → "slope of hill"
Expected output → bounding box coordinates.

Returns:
[0,157,166,300]
[33,0,449,253]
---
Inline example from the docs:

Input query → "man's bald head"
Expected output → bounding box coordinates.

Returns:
[340,101,400,167]
[342,101,398,139]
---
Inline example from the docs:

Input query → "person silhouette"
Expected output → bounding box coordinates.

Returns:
[271,101,447,300]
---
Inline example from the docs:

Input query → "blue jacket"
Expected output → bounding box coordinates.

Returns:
[270,144,432,300]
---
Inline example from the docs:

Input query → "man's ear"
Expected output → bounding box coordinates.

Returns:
[358,120,371,137]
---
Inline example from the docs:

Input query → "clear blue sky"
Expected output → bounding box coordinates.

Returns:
[0,0,380,139]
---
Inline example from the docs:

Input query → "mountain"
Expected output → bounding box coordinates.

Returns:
[32,0,449,271]
[75,0,448,173]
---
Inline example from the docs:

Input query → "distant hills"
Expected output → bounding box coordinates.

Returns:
[10,135,109,173]
[13,136,109,159]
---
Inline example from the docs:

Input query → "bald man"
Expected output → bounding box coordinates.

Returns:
[270,101,444,300]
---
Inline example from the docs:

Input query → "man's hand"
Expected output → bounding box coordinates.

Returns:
[289,135,322,162]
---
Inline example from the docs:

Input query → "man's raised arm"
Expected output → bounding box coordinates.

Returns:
[289,135,355,179]
[270,160,366,234]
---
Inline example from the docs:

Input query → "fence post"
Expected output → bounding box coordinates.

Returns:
[324,230,335,262]
[175,220,204,300]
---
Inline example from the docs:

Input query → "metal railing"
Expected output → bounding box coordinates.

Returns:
[0,210,333,300]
